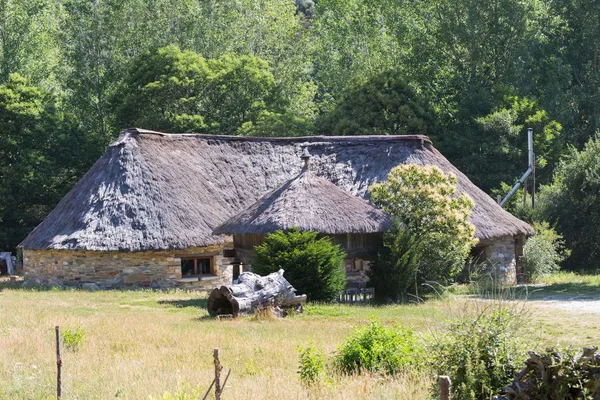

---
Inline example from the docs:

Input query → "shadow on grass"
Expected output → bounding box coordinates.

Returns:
[467,282,600,302]
[0,278,24,291]
[520,282,600,301]
[158,298,208,309]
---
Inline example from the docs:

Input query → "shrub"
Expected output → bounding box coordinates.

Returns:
[522,221,570,282]
[62,326,85,352]
[297,344,326,386]
[432,306,525,400]
[368,225,423,302]
[252,228,346,302]
[369,164,477,284]
[335,321,421,375]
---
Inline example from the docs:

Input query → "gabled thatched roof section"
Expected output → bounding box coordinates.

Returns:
[214,168,392,235]
[20,128,533,251]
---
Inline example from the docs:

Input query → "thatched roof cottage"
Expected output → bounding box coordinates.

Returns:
[19,128,532,289]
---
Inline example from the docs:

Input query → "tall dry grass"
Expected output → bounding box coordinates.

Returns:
[0,287,434,399]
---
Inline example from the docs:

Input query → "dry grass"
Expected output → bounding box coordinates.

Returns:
[1,277,599,399]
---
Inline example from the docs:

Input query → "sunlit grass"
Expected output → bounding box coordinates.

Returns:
[0,275,599,399]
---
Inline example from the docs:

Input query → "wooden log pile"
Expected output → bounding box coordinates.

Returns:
[207,269,307,317]
[496,346,600,400]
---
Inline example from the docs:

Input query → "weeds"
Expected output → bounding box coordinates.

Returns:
[62,326,85,352]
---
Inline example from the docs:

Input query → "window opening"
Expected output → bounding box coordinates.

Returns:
[181,257,213,276]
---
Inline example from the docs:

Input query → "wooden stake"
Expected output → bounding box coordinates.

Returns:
[55,326,62,399]
[214,348,222,400]
[439,375,451,400]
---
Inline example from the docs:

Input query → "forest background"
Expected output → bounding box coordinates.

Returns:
[1,0,599,270]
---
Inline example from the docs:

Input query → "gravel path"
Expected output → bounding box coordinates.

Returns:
[531,296,600,314]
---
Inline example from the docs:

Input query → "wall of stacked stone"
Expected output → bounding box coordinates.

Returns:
[23,245,235,290]
[480,235,518,285]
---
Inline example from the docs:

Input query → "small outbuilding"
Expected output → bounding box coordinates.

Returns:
[214,151,392,283]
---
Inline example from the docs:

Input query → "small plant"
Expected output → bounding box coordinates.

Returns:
[432,306,526,400]
[149,381,203,400]
[62,326,85,352]
[522,221,570,282]
[335,321,421,375]
[297,344,325,386]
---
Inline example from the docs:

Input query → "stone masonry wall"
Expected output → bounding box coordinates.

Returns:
[23,245,235,290]
[482,235,518,285]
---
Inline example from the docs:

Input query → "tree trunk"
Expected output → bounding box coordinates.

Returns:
[207,269,306,317]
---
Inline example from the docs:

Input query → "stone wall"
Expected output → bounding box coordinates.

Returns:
[479,235,518,284]
[23,244,236,290]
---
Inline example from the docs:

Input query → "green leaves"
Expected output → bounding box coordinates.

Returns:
[252,228,346,302]
[370,164,477,284]
[115,46,291,135]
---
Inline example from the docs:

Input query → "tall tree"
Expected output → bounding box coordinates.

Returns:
[0,74,98,250]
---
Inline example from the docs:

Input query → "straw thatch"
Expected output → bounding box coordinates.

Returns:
[214,168,392,235]
[19,128,533,251]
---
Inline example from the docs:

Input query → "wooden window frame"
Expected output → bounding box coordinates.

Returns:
[180,256,216,277]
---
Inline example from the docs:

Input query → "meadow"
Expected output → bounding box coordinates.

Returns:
[1,276,599,399]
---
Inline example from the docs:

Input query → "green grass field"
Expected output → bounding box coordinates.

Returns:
[1,275,599,399]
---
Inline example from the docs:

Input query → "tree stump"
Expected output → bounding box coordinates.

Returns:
[207,269,306,317]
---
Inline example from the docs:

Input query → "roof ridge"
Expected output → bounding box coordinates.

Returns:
[112,128,432,145]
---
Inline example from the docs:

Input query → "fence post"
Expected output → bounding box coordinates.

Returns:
[55,326,62,399]
[214,348,222,400]
[439,375,451,400]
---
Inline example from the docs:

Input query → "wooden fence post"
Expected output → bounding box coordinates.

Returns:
[439,375,451,400]
[214,348,222,400]
[55,326,62,399]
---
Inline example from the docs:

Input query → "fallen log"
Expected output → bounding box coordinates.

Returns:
[207,269,306,317]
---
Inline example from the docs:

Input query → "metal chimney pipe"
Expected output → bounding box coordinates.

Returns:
[500,128,534,207]
[528,127,534,168]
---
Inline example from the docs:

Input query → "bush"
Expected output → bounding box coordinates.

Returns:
[368,225,423,302]
[369,164,477,284]
[335,321,421,375]
[252,228,346,302]
[62,326,85,352]
[432,307,525,400]
[522,222,570,282]
[297,344,326,386]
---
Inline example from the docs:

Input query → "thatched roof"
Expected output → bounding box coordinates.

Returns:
[214,167,392,235]
[20,128,533,251]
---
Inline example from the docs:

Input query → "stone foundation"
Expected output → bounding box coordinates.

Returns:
[23,245,235,290]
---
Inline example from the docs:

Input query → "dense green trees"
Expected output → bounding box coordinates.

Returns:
[0,0,599,269]
[0,74,99,250]
[538,134,600,270]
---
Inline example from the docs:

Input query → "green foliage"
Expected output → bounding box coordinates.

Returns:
[433,307,525,400]
[0,74,98,250]
[297,343,325,386]
[522,222,570,282]
[317,70,435,136]
[115,46,287,135]
[149,381,203,400]
[368,225,423,302]
[334,321,420,375]
[538,134,600,270]
[369,164,477,284]
[252,228,346,302]
[62,326,85,352]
